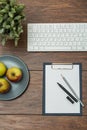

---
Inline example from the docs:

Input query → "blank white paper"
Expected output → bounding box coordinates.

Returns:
[44,64,81,115]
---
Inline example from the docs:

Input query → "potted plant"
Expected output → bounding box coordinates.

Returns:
[0,0,25,46]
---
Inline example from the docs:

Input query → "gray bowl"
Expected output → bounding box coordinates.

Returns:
[0,55,29,100]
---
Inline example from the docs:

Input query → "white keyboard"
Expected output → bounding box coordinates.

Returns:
[27,23,87,52]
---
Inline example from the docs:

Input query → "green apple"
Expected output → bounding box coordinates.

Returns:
[0,62,7,77]
[6,67,23,82]
[0,78,11,94]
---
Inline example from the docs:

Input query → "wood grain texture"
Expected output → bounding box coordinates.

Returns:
[0,115,87,130]
[20,0,87,23]
[1,51,87,70]
[0,0,87,129]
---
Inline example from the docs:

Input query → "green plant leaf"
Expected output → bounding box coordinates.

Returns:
[0,16,3,23]
[0,0,7,2]
[10,0,16,6]
[14,33,19,38]
[13,27,16,31]
[17,26,23,34]
[11,20,15,27]
[0,9,6,13]
[3,14,8,20]
[0,29,4,34]
[0,0,7,4]
[8,12,14,18]
[15,4,25,14]
[5,25,10,29]
[14,15,21,20]
[11,8,16,13]
[4,4,9,11]
[7,17,12,23]
[2,21,6,28]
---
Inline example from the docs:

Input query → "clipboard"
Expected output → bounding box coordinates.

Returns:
[42,63,82,116]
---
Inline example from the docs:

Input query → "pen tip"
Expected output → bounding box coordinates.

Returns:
[57,82,60,86]
[57,82,59,85]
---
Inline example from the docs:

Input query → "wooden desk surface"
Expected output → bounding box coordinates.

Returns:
[0,0,87,129]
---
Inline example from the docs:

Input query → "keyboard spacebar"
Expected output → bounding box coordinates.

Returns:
[39,46,71,51]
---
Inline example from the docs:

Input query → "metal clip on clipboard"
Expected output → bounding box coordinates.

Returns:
[51,63,73,70]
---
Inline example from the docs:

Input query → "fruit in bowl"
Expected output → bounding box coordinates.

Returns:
[0,78,11,94]
[0,62,7,77]
[6,67,23,82]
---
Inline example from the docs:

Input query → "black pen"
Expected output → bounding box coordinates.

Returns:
[57,82,78,103]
